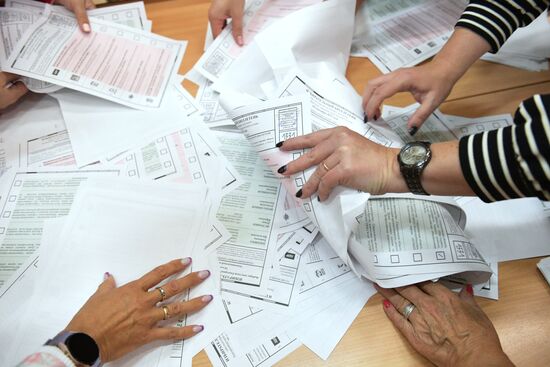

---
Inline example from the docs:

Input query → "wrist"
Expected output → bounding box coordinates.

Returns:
[384,148,409,194]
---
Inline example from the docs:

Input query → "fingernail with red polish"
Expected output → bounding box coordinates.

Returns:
[383,299,391,309]
[275,141,284,148]
[466,284,474,295]
[202,295,213,303]
[192,325,204,333]
[103,272,110,280]
[198,270,210,279]
[181,257,192,266]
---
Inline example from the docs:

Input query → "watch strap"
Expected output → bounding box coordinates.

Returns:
[45,331,101,367]
[401,165,430,195]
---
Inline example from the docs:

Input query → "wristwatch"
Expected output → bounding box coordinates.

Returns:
[45,331,102,367]
[397,141,432,195]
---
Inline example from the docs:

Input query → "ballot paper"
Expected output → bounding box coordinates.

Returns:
[0,221,60,367]
[211,131,312,310]
[1,1,152,93]
[222,90,493,287]
[0,93,74,172]
[5,0,150,30]
[352,0,468,73]
[0,168,119,287]
[5,178,224,367]
[480,12,550,72]
[4,6,186,109]
[538,257,550,286]
[213,0,356,100]
[53,81,201,167]
[106,124,241,197]
[192,0,320,83]
[195,76,233,127]
[205,240,375,366]
[374,103,514,144]
[348,196,492,287]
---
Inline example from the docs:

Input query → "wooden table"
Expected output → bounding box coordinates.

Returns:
[142,1,550,365]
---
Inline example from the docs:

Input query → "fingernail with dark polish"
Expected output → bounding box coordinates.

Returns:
[408,126,418,136]
[103,272,110,280]
[373,114,379,121]
[192,325,204,333]
[317,196,321,202]
[383,299,391,309]
[275,141,284,148]
[466,284,474,295]
[363,114,369,123]
[181,257,192,266]
[295,189,303,198]
[277,165,287,174]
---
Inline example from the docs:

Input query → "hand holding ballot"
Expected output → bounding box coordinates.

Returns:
[54,0,95,33]
[277,126,399,200]
[63,259,212,364]
[208,0,244,45]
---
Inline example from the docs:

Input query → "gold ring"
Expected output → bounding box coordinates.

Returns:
[162,305,170,320]
[322,162,330,171]
[156,286,167,302]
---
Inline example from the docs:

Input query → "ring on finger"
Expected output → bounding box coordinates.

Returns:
[161,305,170,320]
[403,302,416,320]
[155,286,167,302]
[322,161,330,171]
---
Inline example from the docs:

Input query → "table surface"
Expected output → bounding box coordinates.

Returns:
[141,1,550,365]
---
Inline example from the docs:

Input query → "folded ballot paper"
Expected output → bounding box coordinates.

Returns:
[1,2,184,109]
[205,0,490,288]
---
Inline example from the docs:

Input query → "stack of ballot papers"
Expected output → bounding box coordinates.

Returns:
[1,0,550,366]
[352,0,550,73]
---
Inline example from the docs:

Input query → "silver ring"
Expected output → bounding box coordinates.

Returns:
[156,286,167,302]
[161,305,170,320]
[403,303,416,320]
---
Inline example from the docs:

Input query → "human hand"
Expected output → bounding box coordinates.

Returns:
[376,282,514,367]
[277,127,405,201]
[66,258,213,363]
[362,60,456,134]
[209,0,245,46]
[55,0,95,33]
[0,72,29,111]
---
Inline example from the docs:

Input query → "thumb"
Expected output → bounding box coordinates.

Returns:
[96,272,116,294]
[73,1,91,33]
[231,2,244,46]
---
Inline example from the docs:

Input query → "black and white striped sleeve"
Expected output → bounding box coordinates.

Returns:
[459,94,550,202]
[456,0,550,53]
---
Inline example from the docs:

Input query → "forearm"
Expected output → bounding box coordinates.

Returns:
[430,28,492,86]
[387,141,475,196]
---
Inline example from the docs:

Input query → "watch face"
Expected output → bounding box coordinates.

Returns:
[401,144,428,165]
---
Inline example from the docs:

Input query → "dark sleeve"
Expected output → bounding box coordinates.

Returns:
[455,0,550,53]
[459,94,550,202]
